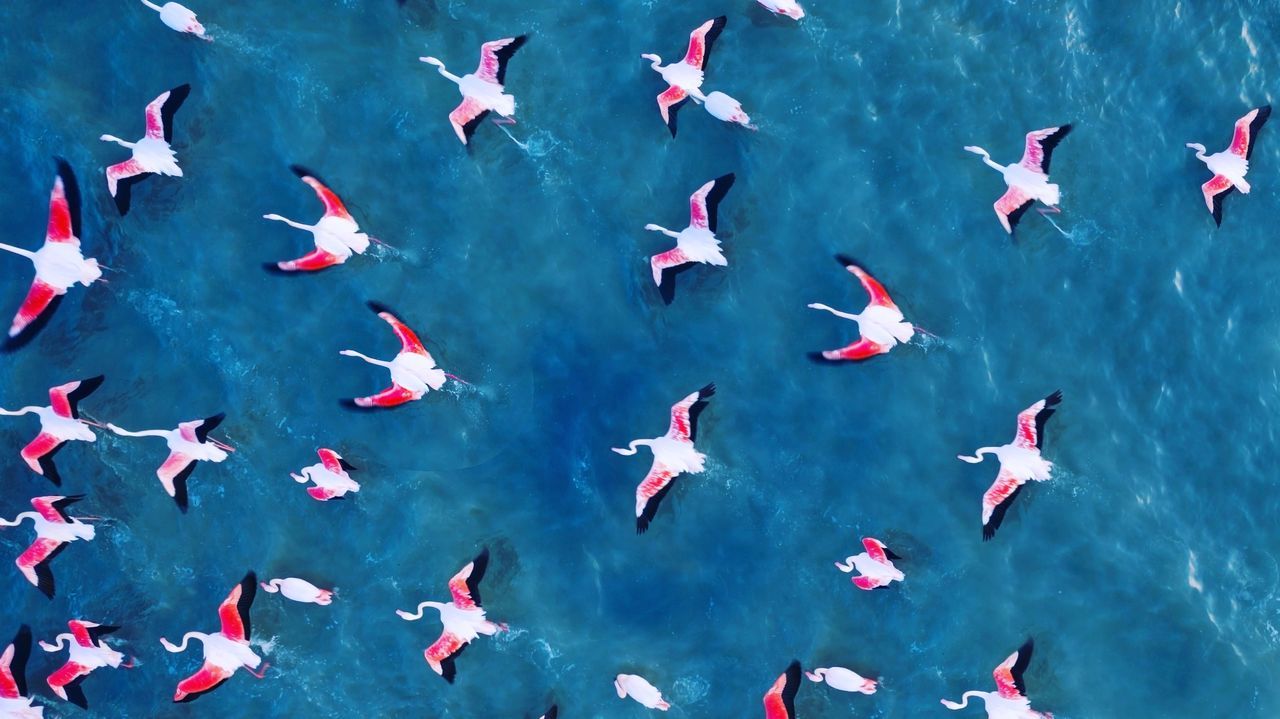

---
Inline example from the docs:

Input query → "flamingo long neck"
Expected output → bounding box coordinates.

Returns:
[41,635,72,652]
[0,406,39,416]
[140,0,164,11]
[162,632,207,653]
[100,135,136,149]
[261,579,283,593]
[424,60,462,84]
[344,350,390,367]
[949,691,988,709]
[400,601,444,620]
[648,225,678,238]
[1187,143,1208,161]
[0,243,35,260]
[958,447,998,463]
[806,669,827,681]
[618,439,655,456]
[110,425,169,438]
[0,512,36,528]
[965,146,1005,172]
[265,215,313,231]
[645,55,664,71]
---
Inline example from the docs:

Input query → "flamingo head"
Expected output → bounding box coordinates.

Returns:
[419,56,444,68]
[640,53,662,67]
[1185,142,1207,155]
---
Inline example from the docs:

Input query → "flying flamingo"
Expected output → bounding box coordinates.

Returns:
[396,548,506,682]
[1187,105,1271,226]
[941,640,1050,718]
[757,0,806,19]
[0,626,42,719]
[644,174,735,300]
[40,620,133,707]
[835,537,904,591]
[0,160,101,340]
[260,577,333,605]
[100,84,191,215]
[0,376,104,483]
[160,573,267,702]
[615,674,671,711]
[291,448,359,501]
[643,17,727,136]
[964,125,1072,234]
[341,302,454,408]
[139,1,210,40]
[763,661,802,719]
[104,414,232,511]
[958,392,1062,540]
[702,91,755,130]
[419,36,527,145]
[806,666,877,694]
[808,255,914,361]
[264,166,371,272]
[613,384,715,533]
[0,495,96,597]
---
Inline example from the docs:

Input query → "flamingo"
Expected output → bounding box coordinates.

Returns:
[40,620,133,707]
[0,376,104,483]
[806,666,877,694]
[835,537,904,591]
[419,36,527,145]
[642,17,726,136]
[264,166,371,272]
[1187,105,1271,226]
[958,392,1062,540]
[941,640,1050,718]
[964,125,1072,234]
[763,661,802,719]
[0,161,101,339]
[0,495,96,597]
[160,573,267,702]
[139,1,210,40]
[396,548,506,682]
[644,174,735,300]
[808,255,914,361]
[702,91,755,130]
[104,414,232,511]
[0,626,42,719]
[612,384,715,533]
[291,448,359,501]
[614,674,671,711]
[100,84,191,215]
[341,302,452,408]
[260,577,333,605]
[757,0,806,19]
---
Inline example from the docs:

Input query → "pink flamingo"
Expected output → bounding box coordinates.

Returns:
[159,573,268,702]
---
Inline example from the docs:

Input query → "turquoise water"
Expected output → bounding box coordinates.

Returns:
[3,0,1280,716]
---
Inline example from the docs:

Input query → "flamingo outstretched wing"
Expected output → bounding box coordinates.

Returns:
[688,173,735,233]
[665,384,715,441]
[1229,105,1271,160]
[447,547,489,610]
[993,639,1034,700]
[1013,391,1062,450]
[657,85,688,137]
[447,97,490,145]
[290,165,353,221]
[9,278,60,338]
[635,460,677,534]
[862,537,889,564]
[17,537,65,597]
[474,36,527,85]
[836,255,898,310]
[1018,125,1072,175]
[48,376,104,420]
[424,630,466,683]
[763,661,802,719]
[368,302,428,357]
[981,468,1023,541]
[994,186,1034,234]
[684,16,727,70]
[174,661,232,702]
[144,83,191,144]
[1201,174,1234,227]
[217,573,256,643]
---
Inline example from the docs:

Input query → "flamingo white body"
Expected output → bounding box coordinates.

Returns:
[1187,105,1271,225]
[420,36,527,145]
[835,537,904,591]
[106,414,230,505]
[40,621,130,701]
[141,1,209,40]
[291,448,359,501]
[614,674,671,711]
[757,0,806,19]
[645,174,735,291]
[964,125,1071,233]
[0,496,95,597]
[613,384,715,533]
[159,574,265,702]
[643,17,726,136]
[396,549,505,682]
[810,255,914,361]
[701,91,755,129]
[806,667,877,694]
[958,392,1062,540]
[1,376,104,480]
[265,166,369,272]
[342,302,449,408]
[100,85,190,214]
[0,632,43,719]
[261,578,333,605]
[942,640,1050,719]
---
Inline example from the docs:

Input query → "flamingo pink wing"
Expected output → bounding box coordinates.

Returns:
[993,186,1034,234]
[317,448,343,474]
[46,176,74,243]
[68,620,94,648]
[993,648,1027,699]
[0,645,18,698]
[820,337,885,362]
[175,661,232,699]
[650,247,692,286]
[1018,126,1070,174]
[683,17,724,69]
[307,486,339,501]
[106,158,147,197]
[688,180,715,229]
[299,176,352,221]
[657,85,687,136]
[861,537,888,563]
[21,433,63,474]
[353,384,417,409]
[447,563,478,610]
[425,630,466,665]
[853,575,887,590]
[474,37,520,83]
[217,584,248,642]
[47,660,93,694]
[31,497,70,523]
[849,265,897,309]
[377,310,427,356]
[1229,107,1267,158]
[10,278,60,338]
[981,467,1022,535]
[276,247,343,272]
[636,462,675,515]
[448,97,489,146]
[144,90,171,140]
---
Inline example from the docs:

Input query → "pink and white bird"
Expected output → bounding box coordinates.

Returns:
[0,376,104,483]
[0,495,96,597]
[100,84,190,215]
[0,627,43,719]
[644,174,735,299]
[757,0,806,20]
[613,384,715,533]
[396,548,506,683]
[958,392,1062,540]
[615,674,671,711]
[40,620,132,705]
[763,661,802,719]
[809,255,914,361]
[291,448,360,501]
[265,166,371,272]
[1187,105,1270,226]
[806,666,877,695]
[643,17,726,136]
[420,36,527,145]
[0,161,101,339]
[341,302,452,408]
[701,91,755,130]
[260,577,333,605]
[964,126,1072,234]
[139,1,209,40]
[105,413,232,511]
[835,537,904,591]
[160,573,267,703]
[941,640,1050,719]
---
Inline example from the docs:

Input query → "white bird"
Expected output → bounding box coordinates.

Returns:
[100,84,191,215]
[341,302,452,408]
[159,573,267,702]
[265,166,371,272]
[0,495,96,598]
[701,91,755,130]
[643,16,726,136]
[644,174,736,299]
[0,627,44,719]
[291,448,360,501]
[834,537,904,591]
[420,36,527,145]
[809,255,914,361]
[105,413,232,510]
[964,126,1072,233]
[396,548,506,682]
[615,674,671,711]
[139,1,210,41]
[1187,105,1271,226]
[40,620,132,704]
[757,0,806,19]
[260,578,333,605]
[806,667,877,694]
[0,376,104,482]
[942,640,1050,718]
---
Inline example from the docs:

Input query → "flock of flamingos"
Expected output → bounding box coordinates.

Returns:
[0,1,1269,718]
